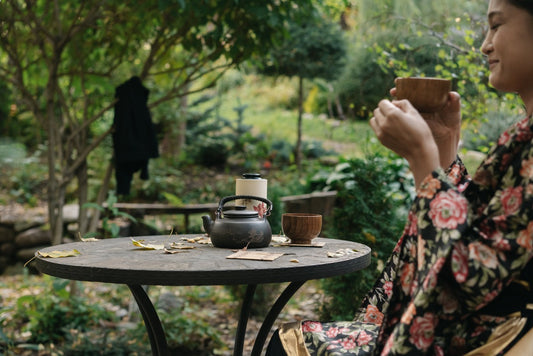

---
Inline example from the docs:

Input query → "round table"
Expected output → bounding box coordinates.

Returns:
[34,235,371,356]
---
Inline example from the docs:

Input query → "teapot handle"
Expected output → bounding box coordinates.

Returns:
[217,195,273,217]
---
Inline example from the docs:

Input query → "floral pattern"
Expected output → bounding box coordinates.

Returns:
[301,116,533,355]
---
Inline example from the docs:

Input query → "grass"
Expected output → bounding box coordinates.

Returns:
[203,73,381,159]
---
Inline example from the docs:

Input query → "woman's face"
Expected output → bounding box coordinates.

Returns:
[481,0,533,96]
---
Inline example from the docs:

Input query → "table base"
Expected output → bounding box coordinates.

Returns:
[127,281,307,356]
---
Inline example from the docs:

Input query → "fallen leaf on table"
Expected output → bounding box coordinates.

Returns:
[131,238,164,250]
[181,236,204,243]
[327,248,358,258]
[164,248,190,254]
[78,232,100,242]
[38,249,81,258]
[80,237,100,242]
[169,242,196,250]
[290,259,300,263]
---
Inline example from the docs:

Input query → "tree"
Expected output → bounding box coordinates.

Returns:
[0,0,315,244]
[261,19,346,167]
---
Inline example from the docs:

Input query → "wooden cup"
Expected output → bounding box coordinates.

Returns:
[395,77,451,113]
[281,213,322,244]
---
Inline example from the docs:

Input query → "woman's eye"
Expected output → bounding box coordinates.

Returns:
[490,23,501,30]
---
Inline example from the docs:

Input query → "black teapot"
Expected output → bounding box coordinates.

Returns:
[202,195,272,249]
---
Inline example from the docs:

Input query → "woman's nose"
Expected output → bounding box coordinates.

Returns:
[481,35,493,55]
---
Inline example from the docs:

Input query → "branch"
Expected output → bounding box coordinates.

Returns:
[61,126,113,188]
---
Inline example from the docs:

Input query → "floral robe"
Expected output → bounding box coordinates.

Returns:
[299,116,533,355]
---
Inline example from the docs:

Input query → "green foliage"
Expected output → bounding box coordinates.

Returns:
[83,191,137,239]
[312,152,414,320]
[261,19,346,81]
[14,278,115,345]
[462,106,524,153]
[0,140,47,206]
[335,42,395,119]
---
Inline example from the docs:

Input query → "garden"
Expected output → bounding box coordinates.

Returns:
[0,0,528,355]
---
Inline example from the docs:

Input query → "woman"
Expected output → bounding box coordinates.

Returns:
[266,0,533,354]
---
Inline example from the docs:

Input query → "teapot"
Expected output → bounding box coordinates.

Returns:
[202,195,273,249]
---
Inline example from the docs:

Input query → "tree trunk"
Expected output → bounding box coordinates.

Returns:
[77,160,89,235]
[176,91,188,158]
[296,76,304,168]
[88,159,114,233]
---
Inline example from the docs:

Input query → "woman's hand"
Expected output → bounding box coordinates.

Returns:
[370,99,440,188]
[391,87,462,168]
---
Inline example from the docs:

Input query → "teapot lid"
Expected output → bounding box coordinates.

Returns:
[223,209,259,218]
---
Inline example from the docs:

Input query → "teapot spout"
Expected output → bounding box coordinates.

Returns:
[201,215,213,235]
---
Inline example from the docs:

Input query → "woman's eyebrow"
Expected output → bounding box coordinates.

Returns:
[488,11,503,21]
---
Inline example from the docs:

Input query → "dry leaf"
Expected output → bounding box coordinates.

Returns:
[169,242,196,250]
[290,259,300,263]
[80,237,100,242]
[327,248,358,258]
[131,238,164,250]
[164,248,190,254]
[38,249,81,258]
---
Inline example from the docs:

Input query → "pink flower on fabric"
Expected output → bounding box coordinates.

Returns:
[517,221,533,250]
[406,211,418,236]
[434,345,445,356]
[302,321,323,333]
[381,336,394,355]
[326,327,340,338]
[400,302,417,324]
[451,242,469,283]
[341,336,356,350]
[423,257,445,290]
[437,288,458,314]
[253,203,267,218]
[498,130,511,146]
[409,313,437,351]
[418,177,441,199]
[428,190,467,229]
[364,304,384,325]
[500,186,523,215]
[515,117,533,141]
[417,234,426,270]
[356,330,372,346]
[383,281,393,298]
[400,262,415,295]
[520,157,533,179]
[469,242,499,269]
[480,286,502,308]
[448,164,463,185]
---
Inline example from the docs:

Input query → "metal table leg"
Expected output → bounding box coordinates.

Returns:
[128,284,170,356]
[251,281,306,356]
[233,284,257,356]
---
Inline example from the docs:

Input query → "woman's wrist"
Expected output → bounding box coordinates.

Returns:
[435,132,460,169]
[407,141,440,188]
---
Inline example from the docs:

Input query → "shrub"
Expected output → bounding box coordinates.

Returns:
[312,153,414,320]
[14,277,115,345]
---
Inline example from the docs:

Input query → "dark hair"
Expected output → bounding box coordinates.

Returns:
[508,0,533,15]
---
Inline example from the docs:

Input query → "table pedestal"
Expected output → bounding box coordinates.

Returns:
[128,281,306,356]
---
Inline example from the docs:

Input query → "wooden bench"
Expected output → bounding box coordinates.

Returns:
[111,202,218,233]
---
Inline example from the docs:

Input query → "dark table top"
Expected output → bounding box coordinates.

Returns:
[34,235,371,286]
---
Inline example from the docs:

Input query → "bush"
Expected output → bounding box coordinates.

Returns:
[14,278,115,345]
[462,108,523,153]
[311,152,414,320]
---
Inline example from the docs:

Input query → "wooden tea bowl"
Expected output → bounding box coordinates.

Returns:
[281,213,322,244]
[395,77,451,113]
